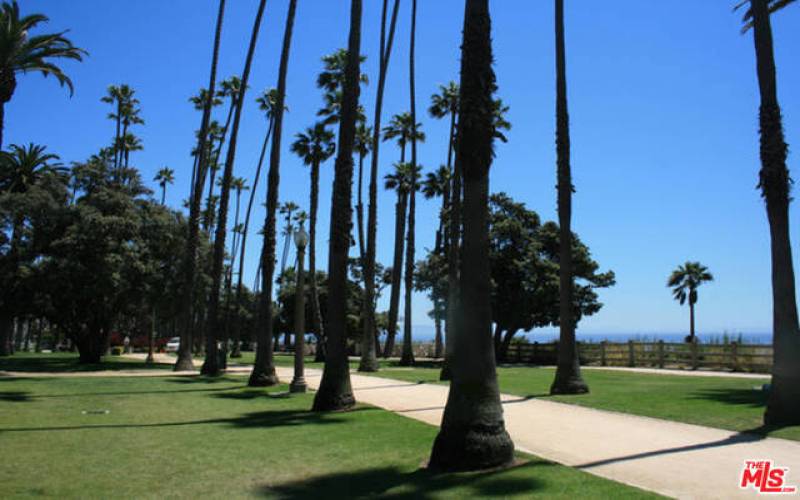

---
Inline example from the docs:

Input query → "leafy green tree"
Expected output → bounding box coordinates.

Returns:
[154,167,174,205]
[0,1,86,147]
[249,0,297,386]
[667,262,713,343]
[736,0,800,426]
[429,0,514,471]
[313,0,363,412]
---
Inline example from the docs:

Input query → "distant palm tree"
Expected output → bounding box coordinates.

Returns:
[291,122,335,355]
[117,132,143,170]
[279,201,299,275]
[0,1,86,148]
[202,0,267,376]
[174,0,226,372]
[422,165,450,358]
[248,0,297,387]
[101,85,136,171]
[401,0,420,367]
[429,0,514,471]
[231,88,281,358]
[360,0,401,372]
[667,262,714,343]
[313,0,363,412]
[354,122,372,262]
[316,48,368,126]
[382,162,418,359]
[550,0,589,396]
[154,167,174,205]
[381,112,424,358]
[736,0,800,425]
[221,175,249,364]
[189,88,222,111]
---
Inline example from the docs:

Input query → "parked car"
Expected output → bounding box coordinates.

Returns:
[165,337,181,353]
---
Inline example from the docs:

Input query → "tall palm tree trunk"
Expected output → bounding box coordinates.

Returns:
[441,118,460,380]
[429,0,513,471]
[384,192,407,357]
[313,0,362,411]
[248,0,297,387]
[174,0,226,372]
[364,0,402,363]
[689,301,696,343]
[309,159,325,359]
[231,120,274,358]
[550,0,588,395]
[400,0,419,367]
[749,0,800,426]
[202,0,267,376]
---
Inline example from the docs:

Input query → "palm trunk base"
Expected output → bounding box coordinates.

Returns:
[399,349,415,366]
[357,356,379,372]
[173,352,195,371]
[549,369,589,395]
[248,367,279,387]
[439,360,451,381]
[429,423,514,472]
[765,373,800,426]
[382,334,396,358]
[200,358,223,376]
[311,390,355,412]
[230,349,242,358]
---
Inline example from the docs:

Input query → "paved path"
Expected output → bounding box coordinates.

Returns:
[5,354,797,499]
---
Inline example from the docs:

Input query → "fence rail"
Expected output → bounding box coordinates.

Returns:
[504,340,773,373]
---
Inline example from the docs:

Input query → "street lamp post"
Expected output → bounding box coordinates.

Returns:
[290,224,309,393]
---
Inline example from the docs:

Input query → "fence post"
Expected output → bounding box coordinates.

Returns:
[628,340,636,367]
[730,341,739,372]
[691,339,699,370]
[600,341,607,366]
[658,340,665,369]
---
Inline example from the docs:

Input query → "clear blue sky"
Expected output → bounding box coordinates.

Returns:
[9,1,800,336]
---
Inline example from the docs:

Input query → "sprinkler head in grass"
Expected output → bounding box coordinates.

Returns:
[82,410,110,415]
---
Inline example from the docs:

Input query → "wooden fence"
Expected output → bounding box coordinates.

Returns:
[503,340,773,373]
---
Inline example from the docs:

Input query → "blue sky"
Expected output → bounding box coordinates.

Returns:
[10,1,800,336]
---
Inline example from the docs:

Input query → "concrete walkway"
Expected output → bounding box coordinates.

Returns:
[5,354,798,499]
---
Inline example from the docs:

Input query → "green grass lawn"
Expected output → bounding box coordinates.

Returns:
[0,374,659,499]
[0,352,173,373]
[7,352,797,442]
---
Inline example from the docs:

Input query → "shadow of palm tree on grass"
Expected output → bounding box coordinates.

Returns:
[0,391,31,402]
[0,406,377,434]
[0,356,172,373]
[689,387,767,409]
[261,461,547,499]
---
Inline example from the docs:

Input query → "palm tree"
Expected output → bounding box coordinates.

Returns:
[174,0,226,372]
[400,0,420,367]
[550,0,588,396]
[0,143,65,356]
[117,132,143,170]
[279,201,299,279]
[429,0,513,471]
[248,0,297,386]
[291,122,335,358]
[231,88,281,358]
[354,122,372,262]
[154,167,174,205]
[316,48,368,126]
[0,1,86,148]
[313,0,362,411]
[422,165,450,358]
[430,82,460,378]
[667,262,714,343]
[737,0,800,425]
[381,112,425,358]
[201,0,267,376]
[382,163,411,358]
[101,84,135,171]
[360,0,401,371]
[220,175,248,364]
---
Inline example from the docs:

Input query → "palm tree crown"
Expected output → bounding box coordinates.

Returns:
[668,262,714,306]
[384,162,421,195]
[428,81,459,119]
[735,0,797,31]
[383,112,425,149]
[154,167,174,189]
[0,0,87,99]
[291,122,336,166]
[422,165,451,200]
[0,143,65,193]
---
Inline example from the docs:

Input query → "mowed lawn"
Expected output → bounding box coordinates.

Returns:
[5,353,797,441]
[0,374,660,499]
